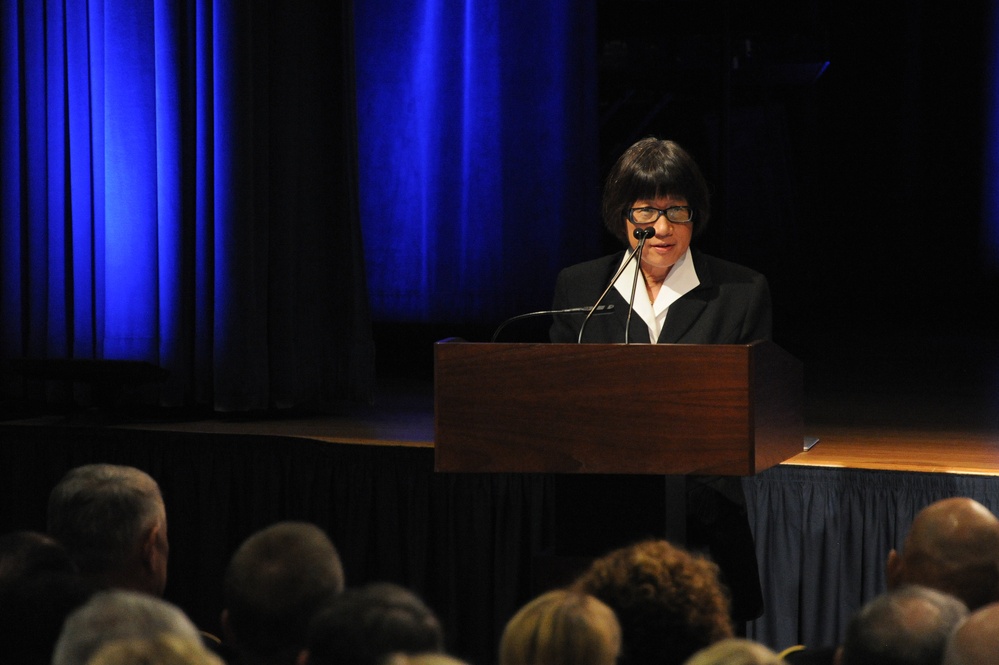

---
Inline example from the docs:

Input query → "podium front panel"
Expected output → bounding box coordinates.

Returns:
[434,341,802,475]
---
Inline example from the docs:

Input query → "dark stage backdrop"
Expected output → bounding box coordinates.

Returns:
[592,0,999,364]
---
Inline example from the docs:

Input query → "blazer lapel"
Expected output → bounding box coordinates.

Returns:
[658,250,711,343]
[658,294,707,342]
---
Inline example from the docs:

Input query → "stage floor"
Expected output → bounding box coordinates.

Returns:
[4,331,999,475]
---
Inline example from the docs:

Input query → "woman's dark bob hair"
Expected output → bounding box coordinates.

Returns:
[602,138,711,245]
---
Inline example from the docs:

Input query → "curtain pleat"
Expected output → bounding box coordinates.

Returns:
[0,0,374,411]
[353,0,601,325]
[745,466,999,650]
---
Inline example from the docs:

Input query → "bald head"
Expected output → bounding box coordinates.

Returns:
[887,498,999,610]
[944,602,999,665]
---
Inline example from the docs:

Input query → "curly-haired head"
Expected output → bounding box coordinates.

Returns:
[570,539,732,665]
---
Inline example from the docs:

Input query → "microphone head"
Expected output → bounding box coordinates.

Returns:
[633,227,655,239]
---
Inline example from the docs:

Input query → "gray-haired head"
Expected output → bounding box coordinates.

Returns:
[47,464,168,595]
[841,585,969,665]
[51,589,200,665]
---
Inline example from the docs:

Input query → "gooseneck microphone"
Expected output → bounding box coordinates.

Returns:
[490,304,615,342]
[577,227,655,343]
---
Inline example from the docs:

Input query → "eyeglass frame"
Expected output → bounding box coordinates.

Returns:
[627,206,694,225]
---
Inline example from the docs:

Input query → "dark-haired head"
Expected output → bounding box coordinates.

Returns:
[602,138,710,245]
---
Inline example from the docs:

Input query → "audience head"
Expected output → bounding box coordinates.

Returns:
[52,589,202,665]
[0,531,95,665]
[684,638,781,665]
[839,585,968,665]
[381,655,469,665]
[47,463,169,596]
[499,589,620,665]
[887,497,999,610]
[571,539,733,665]
[85,634,225,665]
[0,530,77,582]
[301,581,443,665]
[223,521,345,665]
[942,602,999,665]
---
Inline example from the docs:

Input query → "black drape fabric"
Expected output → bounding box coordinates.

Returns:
[215,1,375,410]
[745,466,999,650]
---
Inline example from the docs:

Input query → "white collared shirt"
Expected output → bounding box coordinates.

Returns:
[612,248,700,343]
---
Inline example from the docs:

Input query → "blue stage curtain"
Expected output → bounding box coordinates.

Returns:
[987,3,999,270]
[354,0,601,325]
[0,0,374,410]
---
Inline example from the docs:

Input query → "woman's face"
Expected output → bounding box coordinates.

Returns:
[626,195,693,280]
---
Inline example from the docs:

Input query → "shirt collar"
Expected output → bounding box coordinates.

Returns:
[613,248,700,340]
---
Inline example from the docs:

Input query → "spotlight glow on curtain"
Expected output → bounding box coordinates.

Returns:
[0,0,217,363]
[0,0,225,398]
[987,2,999,269]
[1,0,374,409]
[354,0,600,325]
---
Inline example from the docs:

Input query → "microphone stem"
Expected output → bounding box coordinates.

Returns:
[624,235,648,344]
[576,242,642,344]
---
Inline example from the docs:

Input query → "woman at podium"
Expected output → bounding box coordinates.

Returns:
[549,137,771,345]
[547,137,767,623]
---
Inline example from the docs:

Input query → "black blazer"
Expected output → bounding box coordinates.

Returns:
[550,249,772,344]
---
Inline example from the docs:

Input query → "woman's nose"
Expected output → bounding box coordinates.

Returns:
[654,216,673,236]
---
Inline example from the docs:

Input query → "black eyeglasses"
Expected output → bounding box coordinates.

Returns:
[628,206,694,225]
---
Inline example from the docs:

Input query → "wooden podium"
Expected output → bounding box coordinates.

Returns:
[434,340,802,602]
[434,340,803,476]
